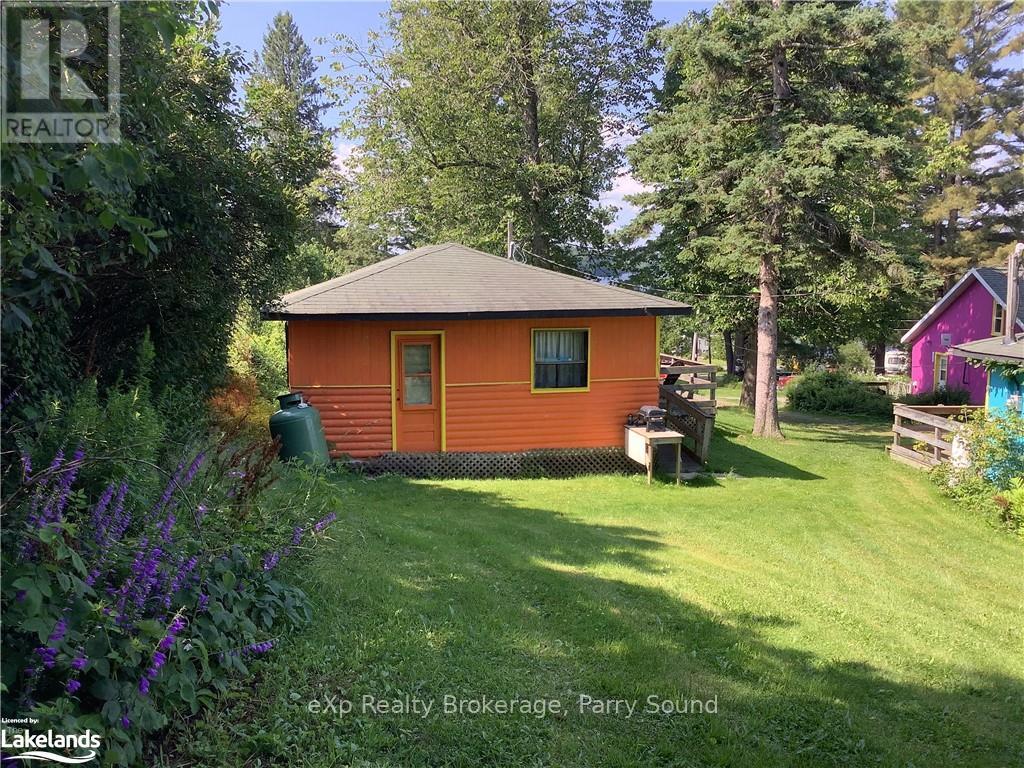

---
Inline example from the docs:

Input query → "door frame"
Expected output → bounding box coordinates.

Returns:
[390,330,446,452]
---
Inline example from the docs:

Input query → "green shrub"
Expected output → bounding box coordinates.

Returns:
[994,477,1024,531]
[898,388,972,407]
[228,315,287,401]
[933,409,1024,533]
[785,371,893,418]
[0,376,341,765]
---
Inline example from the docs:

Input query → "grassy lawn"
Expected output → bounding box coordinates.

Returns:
[179,406,1023,767]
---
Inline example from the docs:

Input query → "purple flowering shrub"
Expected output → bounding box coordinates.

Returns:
[0,439,340,766]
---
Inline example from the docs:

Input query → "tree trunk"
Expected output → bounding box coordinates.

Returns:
[753,12,788,439]
[515,12,547,263]
[871,343,885,375]
[752,252,783,438]
[947,119,959,263]
[739,327,757,410]
[723,330,735,376]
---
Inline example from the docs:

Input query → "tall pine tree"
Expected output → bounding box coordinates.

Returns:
[896,1,1023,286]
[628,0,918,437]
[258,11,325,130]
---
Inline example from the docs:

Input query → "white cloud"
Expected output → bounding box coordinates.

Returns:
[601,168,651,231]
[333,140,360,179]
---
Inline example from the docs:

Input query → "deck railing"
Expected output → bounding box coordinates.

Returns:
[659,354,717,410]
[659,385,715,464]
[887,404,984,469]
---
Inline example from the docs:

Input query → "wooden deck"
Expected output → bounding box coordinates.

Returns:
[887,404,984,469]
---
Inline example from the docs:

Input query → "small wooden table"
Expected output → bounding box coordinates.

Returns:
[625,426,685,485]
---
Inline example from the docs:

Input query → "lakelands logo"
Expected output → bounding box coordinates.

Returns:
[0,727,101,764]
[1,0,120,143]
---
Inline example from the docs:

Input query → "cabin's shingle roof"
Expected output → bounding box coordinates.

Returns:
[975,267,1024,329]
[264,243,691,320]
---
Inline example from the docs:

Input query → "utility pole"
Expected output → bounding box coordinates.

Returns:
[1005,242,1022,346]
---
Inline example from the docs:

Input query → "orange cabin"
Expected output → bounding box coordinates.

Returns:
[264,243,691,458]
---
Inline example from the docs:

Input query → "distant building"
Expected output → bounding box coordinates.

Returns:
[900,268,1024,404]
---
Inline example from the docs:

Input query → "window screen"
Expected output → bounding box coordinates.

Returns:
[402,343,432,405]
[533,329,588,389]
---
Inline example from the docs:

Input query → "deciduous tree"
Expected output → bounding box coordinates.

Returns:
[332,0,658,267]
[1,3,299,401]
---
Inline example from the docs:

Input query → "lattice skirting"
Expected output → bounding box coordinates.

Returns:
[348,447,642,479]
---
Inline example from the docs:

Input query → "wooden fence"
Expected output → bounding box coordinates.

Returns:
[887,404,983,469]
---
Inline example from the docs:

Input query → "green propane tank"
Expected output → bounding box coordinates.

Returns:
[269,392,330,465]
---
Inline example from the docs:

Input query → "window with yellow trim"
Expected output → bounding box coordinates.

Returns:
[533,329,588,389]
[992,302,1005,336]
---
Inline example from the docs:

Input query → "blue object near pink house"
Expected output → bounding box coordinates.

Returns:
[901,267,1024,404]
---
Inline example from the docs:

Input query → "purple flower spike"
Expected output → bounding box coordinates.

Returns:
[159,511,176,541]
[120,716,131,729]
[291,527,304,546]
[71,652,87,671]
[49,616,68,644]
[183,451,205,485]
[262,551,281,571]
[66,679,81,695]
[91,483,118,546]
[35,647,57,669]
[241,640,275,656]
[313,512,337,533]
[140,613,187,694]
[43,445,86,527]
[109,483,130,540]
[46,449,66,474]
[197,593,209,612]
[170,555,199,595]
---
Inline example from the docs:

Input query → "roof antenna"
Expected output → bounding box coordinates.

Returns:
[1005,242,1023,346]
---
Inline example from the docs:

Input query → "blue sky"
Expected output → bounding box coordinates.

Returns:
[215,1,716,229]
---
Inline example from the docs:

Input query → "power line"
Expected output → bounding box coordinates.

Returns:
[510,243,818,300]
[512,242,939,301]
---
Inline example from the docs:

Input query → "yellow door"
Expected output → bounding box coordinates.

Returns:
[933,352,948,392]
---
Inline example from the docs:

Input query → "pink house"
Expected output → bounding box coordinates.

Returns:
[901,267,1024,403]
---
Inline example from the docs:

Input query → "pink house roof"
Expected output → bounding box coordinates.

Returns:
[900,267,1024,345]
